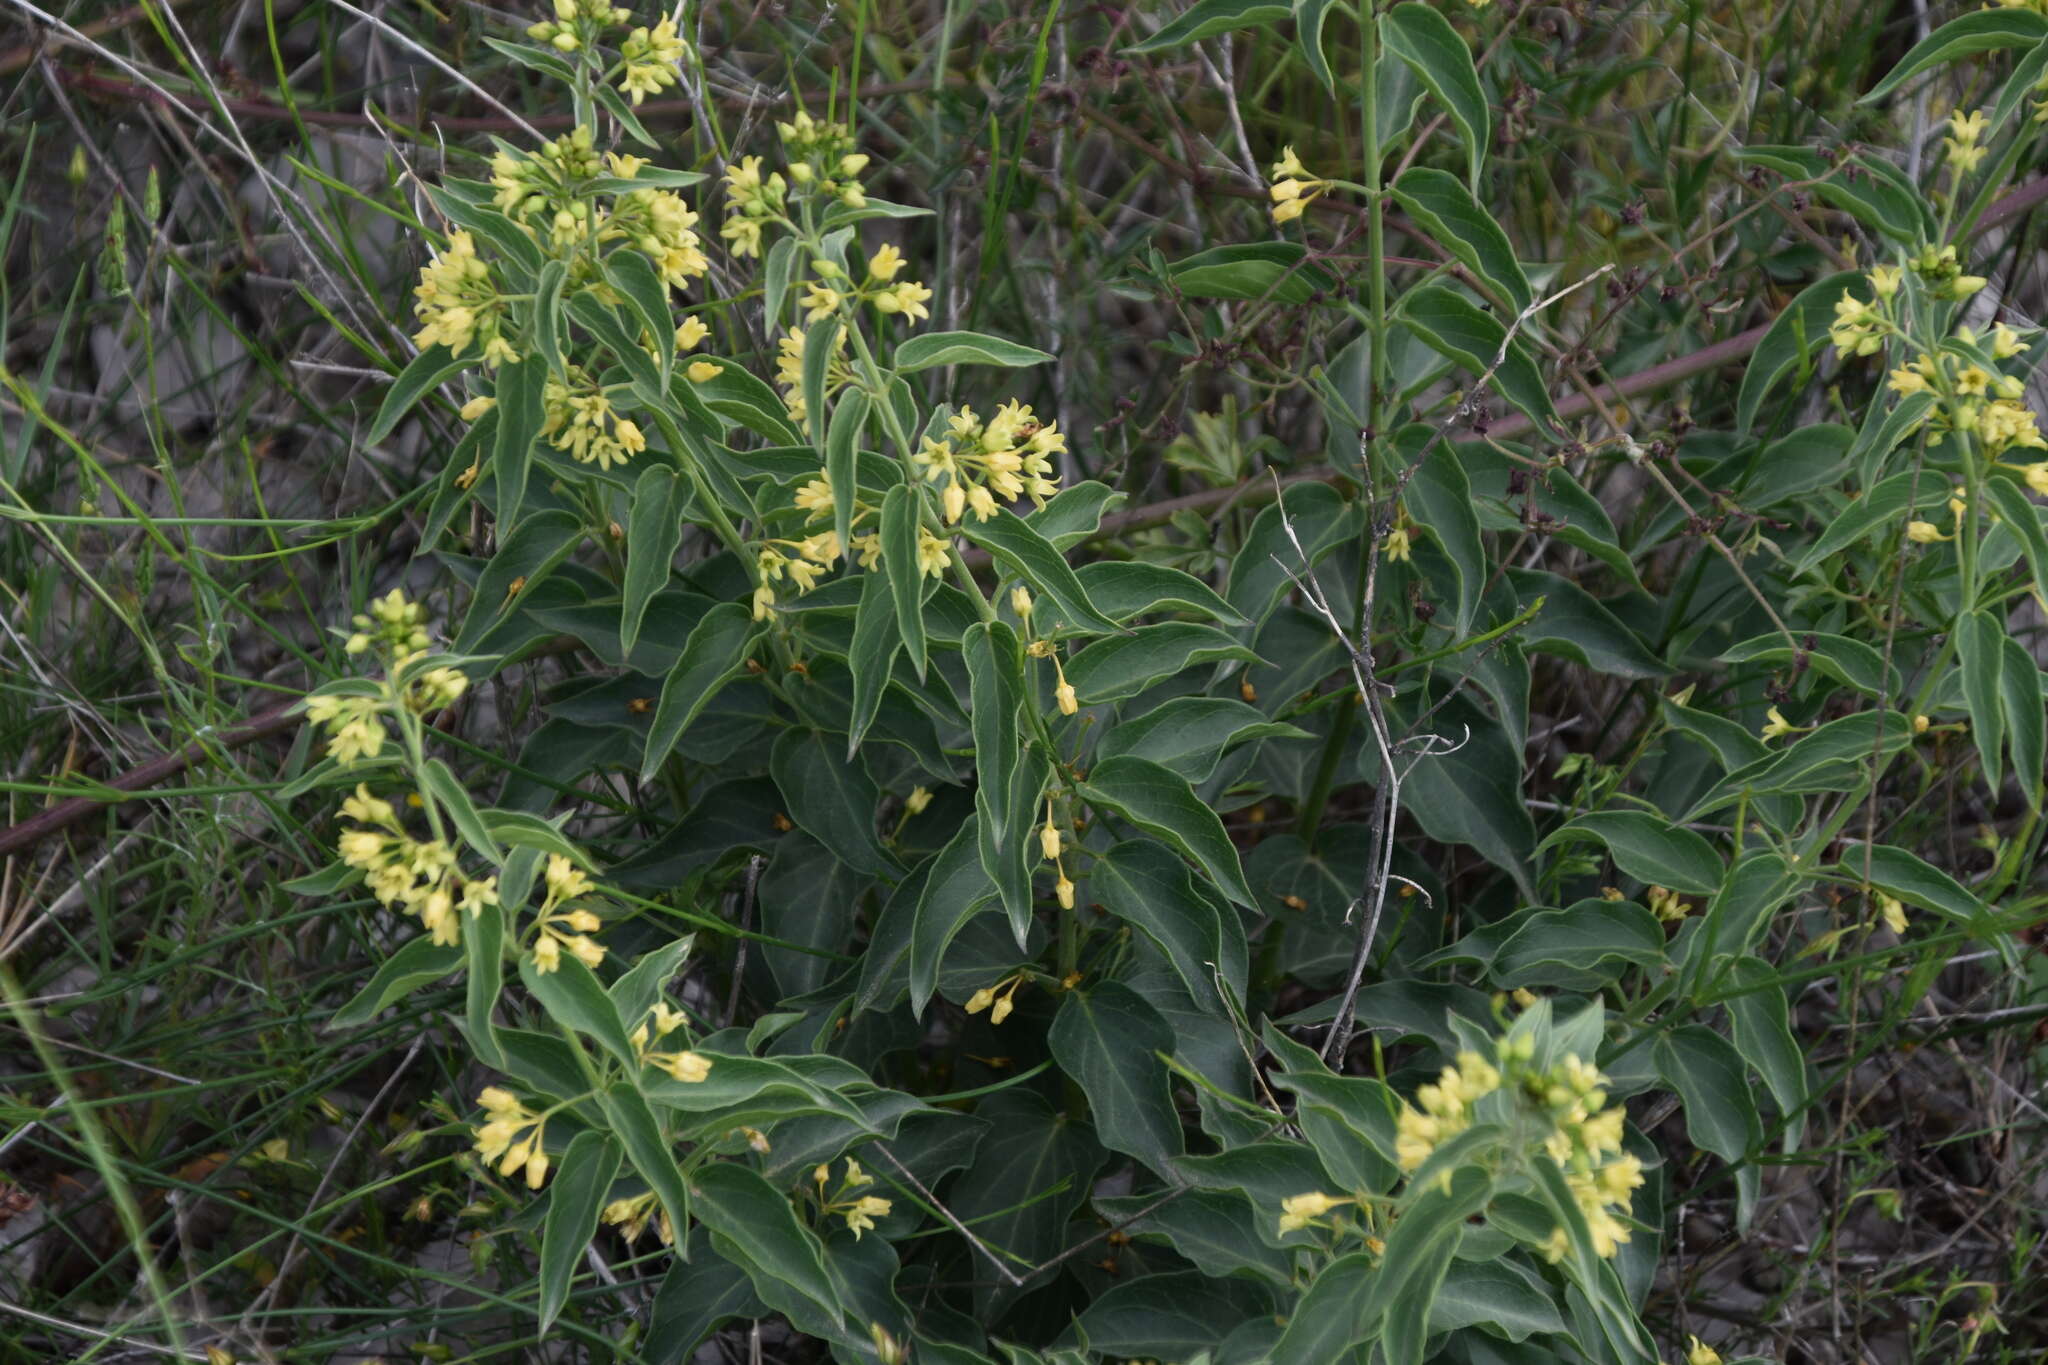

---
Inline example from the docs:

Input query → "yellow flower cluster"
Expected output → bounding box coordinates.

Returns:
[813,1158,893,1239]
[338,785,500,946]
[1886,323,2045,463]
[1645,885,1691,923]
[1276,1190,1354,1234]
[630,1000,714,1082]
[1827,290,1887,358]
[964,973,1026,1024]
[525,0,628,53]
[910,400,1065,524]
[490,133,709,293]
[412,231,515,365]
[1394,1048,1502,1171]
[530,853,606,973]
[1267,145,1330,225]
[617,17,688,105]
[601,1189,669,1244]
[605,184,711,289]
[474,1086,551,1189]
[721,155,787,258]
[774,323,851,425]
[1910,242,1987,302]
[491,126,602,223]
[344,588,431,657]
[541,364,648,471]
[801,244,934,325]
[1530,1055,1641,1262]
[305,694,388,764]
[777,109,871,210]
[1942,108,1990,177]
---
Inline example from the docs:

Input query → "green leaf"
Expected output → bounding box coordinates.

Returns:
[1959,609,2008,797]
[1842,844,1997,935]
[757,835,865,1001]
[880,485,929,681]
[1093,1189,1292,1287]
[645,1238,763,1365]
[1737,270,1861,435]
[1081,756,1255,907]
[802,316,842,448]
[1402,426,1487,634]
[1064,623,1260,703]
[329,935,463,1029]
[641,602,757,782]
[605,248,676,381]
[1851,390,1937,484]
[519,954,638,1066]
[1509,570,1668,678]
[846,565,900,755]
[1654,1025,1760,1168]
[1384,692,1536,898]
[420,756,502,866]
[690,1161,843,1337]
[1097,697,1308,783]
[1722,956,1807,1142]
[1389,168,1531,313]
[893,329,1055,372]
[1270,1251,1375,1365]
[490,351,547,529]
[825,388,868,558]
[909,816,998,1017]
[1731,147,1928,243]
[1490,899,1668,990]
[945,1091,1104,1311]
[1382,2,1489,190]
[1127,0,1291,53]
[599,1081,690,1248]
[608,936,696,1026]
[1431,1260,1566,1341]
[960,509,1123,636]
[1720,630,1899,699]
[538,1131,622,1331]
[1540,810,1722,896]
[1985,476,2048,604]
[1069,1271,1272,1358]
[1688,711,1914,818]
[1293,0,1340,89]
[1163,242,1338,304]
[367,344,463,445]
[1029,481,1128,550]
[1793,468,1950,572]
[2000,635,2044,811]
[1361,1165,1495,1365]
[532,260,566,378]
[622,465,685,659]
[454,509,584,654]
[770,728,893,877]
[965,624,1045,941]
[1073,561,1245,625]
[465,899,508,1070]
[1401,284,1558,434]
[1048,982,1183,1173]
[1225,482,1355,628]
[1862,8,2048,103]
[1092,839,1250,1011]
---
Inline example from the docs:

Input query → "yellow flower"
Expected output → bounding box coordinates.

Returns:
[1010,586,1034,619]
[868,243,904,281]
[459,394,495,421]
[1913,713,1931,734]
[1886,366,1929,397]
[2024,463,2048,497]
[915,528,951,580]
[1266,146,1333,225]
[1054,678,1077,716]
[1868,264,1901,298]
[1277,1191,1352,1233]
[1878,893,1908,936]
[1905,519,1949,544]
[1991,322,2025,359]
[843,1194,892,1238]
[1956,365,1990,396]
[676,316,710,350]
[1055,875,1076,909]
[662,1050,712,1083]
[1687,1336,1722,1365]
[1645,885,1690,923]
[905,786,932,815]
[686,360,724,383]
[1759,706,1803,740]
[1039,817,1062,862]
[1383,527,1413,562]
